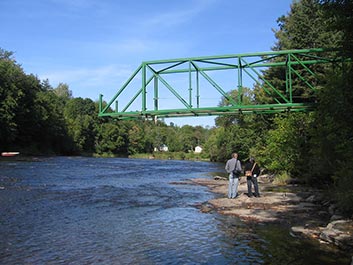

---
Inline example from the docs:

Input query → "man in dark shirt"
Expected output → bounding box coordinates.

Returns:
[244,157,261,197]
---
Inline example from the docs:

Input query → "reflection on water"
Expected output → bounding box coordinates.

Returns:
[0,157,350,264]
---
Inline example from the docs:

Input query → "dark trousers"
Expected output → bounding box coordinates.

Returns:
[247,176,260,197]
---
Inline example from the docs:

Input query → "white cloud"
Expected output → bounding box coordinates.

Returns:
[78,38,192,60]
[39,64,133,89]
[117,39,149,53]
[144,9,198,28]
[139,0,216,30]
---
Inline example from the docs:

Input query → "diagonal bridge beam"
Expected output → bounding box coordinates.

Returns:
[98,48,349,120]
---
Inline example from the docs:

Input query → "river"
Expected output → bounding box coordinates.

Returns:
[0,157,349,264]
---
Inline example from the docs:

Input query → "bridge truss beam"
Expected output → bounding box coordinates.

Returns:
[98,48,347,120]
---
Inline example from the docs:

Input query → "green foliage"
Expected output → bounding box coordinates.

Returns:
[53,82,72,99]
[179,125,199,152]
[259,0,343,107]
[63,98,97,154]
[0,49,69,153]
[127,124,146,155]
[265,0,353,215]
[164,128,182,152]
[203,127,228,162]
[334,166,353,215]
[0,54,23,147]
[273,172,291,185]
[309,0,353,215]
[259,113,313,176]
[274,0,341,50]
[95,122,127,155]
[33,90,72,153]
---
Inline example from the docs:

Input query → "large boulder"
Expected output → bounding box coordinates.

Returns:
[320,220,353,251]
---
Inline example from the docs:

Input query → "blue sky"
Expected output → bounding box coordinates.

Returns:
[0,0,293,126]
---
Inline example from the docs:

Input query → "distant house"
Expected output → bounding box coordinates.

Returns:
[194,146,203,154]
[160,144,169,152]
[154,144,169,152]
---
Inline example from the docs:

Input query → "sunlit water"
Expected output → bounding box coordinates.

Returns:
[0,157,349,264]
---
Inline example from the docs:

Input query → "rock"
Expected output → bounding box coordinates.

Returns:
[195,202,214,213]
[287,178,305,184]
[306,195,316,202]
[320,220,353,251]
[305,194,324,203]
[213,176,226,180]
[320,228,336,244]
[328,204,337,215]
[330,214,344,222]
[289,231,298,238]
[322,200,331,206]
[291,226,306,234]
[258,174,274,183]
[298,202,317,208]
[200,204,213,213]
[318,210,328,216]
[291,226,320,239]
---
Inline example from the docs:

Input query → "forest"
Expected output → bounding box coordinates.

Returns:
[1,0,352,214]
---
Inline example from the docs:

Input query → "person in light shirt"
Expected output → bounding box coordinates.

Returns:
[225,152,242,199]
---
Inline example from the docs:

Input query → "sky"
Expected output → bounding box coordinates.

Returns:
[0,0,294,127]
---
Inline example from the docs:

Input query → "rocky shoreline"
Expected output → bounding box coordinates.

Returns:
[190,175,353,256]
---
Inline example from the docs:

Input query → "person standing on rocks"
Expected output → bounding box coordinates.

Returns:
[244,157,261,197]
[225,152,242,199]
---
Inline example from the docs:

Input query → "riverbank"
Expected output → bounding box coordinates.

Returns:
[129,152,209,161]
[190,175,353,254]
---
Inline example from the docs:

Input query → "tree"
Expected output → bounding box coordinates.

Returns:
[203,127,229,162]
[259,113,313,175]
[251,0,345,178]
[0,51,22,148]
[312,0,353,214]
[54,82,72,100]
[0,48,52,152]
[0,48,14,60]
[274,0,341,50]
[95,122,127,155]
[179,125,198,152]
[127,124,145,154]
[165,127,182,152]
[215,87,254,127]
[64,97,97,153]
[259,0,343,105]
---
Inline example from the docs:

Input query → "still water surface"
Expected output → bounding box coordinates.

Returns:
[0,157,349,264]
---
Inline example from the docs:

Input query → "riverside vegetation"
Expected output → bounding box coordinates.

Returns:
[1,0,352,218]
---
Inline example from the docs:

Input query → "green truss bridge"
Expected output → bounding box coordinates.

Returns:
[98,48,348,120]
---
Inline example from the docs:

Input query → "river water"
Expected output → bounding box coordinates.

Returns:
[0,157,350,264]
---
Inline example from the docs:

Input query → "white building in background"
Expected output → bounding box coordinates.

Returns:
[194,146,203,154]
[154,144,169,152]
[160,144,169,152]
